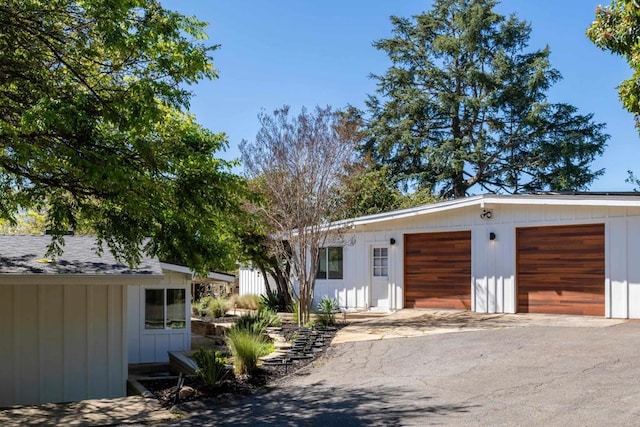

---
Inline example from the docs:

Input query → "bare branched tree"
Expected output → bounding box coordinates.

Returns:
[240,105,358,324]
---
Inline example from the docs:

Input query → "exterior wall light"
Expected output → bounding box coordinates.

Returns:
[390,238,396,245]
[480,209,493,219]
[489,232,496,241]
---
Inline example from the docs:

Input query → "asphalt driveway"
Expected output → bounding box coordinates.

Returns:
[167,310,640,426]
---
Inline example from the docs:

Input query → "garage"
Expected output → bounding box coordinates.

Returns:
[516,223,605,316]
[404,231,471,309]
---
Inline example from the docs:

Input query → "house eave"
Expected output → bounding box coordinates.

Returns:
[0,273,164,286]
[160,262,235,283]
[338,193,640,228]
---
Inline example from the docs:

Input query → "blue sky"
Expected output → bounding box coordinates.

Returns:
[162,0,638,192]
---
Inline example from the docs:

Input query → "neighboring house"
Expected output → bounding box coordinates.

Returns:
[0,236,229,407]
[252,193,640,318]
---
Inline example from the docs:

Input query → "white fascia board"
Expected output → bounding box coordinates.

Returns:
[160,262,193,276]
[341,195,486,227]
[160,262,235,283]
[206,271,235,282]
[482,195,640,207]
[334,194,640,228]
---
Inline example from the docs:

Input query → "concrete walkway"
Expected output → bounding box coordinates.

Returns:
[332,308,627,344]
[0,395,176,426]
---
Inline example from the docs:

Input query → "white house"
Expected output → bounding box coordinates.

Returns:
[127,262,235,365]
[126,262,192,365]
[0,236,206,407]
[296,193,640,318]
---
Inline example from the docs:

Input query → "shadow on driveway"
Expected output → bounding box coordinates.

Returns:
[173,382,478,426]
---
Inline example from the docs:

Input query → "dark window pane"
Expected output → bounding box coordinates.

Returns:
[167,289,186,329]
[328,247,343,279]
[317,248,327,279]
[145,289,164,329]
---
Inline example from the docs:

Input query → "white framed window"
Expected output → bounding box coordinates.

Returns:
[372,247,389,277]
[317,247,343,280]
[145,288,186,330]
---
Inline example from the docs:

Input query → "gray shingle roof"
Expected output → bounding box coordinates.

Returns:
[0,235,162,275]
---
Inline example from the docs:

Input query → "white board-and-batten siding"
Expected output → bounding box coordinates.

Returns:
[0,282,126,407]
[127,269,192,364]
[239,267,268,297]
[318,203,640,318]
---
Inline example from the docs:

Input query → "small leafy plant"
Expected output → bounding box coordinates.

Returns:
[232,307,281,335]
[207,297,229,318]
[226,307,280,374]
[315,296,339,327]
[192,296,213,316]
[225,328,272,375]
[192,348,230,389]
[260,292,281,312]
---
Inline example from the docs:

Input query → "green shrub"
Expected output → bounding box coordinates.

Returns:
[260,293,281,312]
[288,299,300,324]
[225,328,272,374]
[233,307,281,335]
[315,296,339,327]
[236,294,261,310]
[192,296,215,316]
[191,304,202,316]
[206,297,229,318]
[192,348,230,388]
[258,307,282,327]
[199,296,214,309]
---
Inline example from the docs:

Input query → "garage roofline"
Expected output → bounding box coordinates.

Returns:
[333,193,640,228]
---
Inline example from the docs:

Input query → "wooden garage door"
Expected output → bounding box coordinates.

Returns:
[516,224,605,316]
[404,231,471,309]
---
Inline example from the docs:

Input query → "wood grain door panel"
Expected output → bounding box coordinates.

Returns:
[516,224,605,316]
[404,231,471,309]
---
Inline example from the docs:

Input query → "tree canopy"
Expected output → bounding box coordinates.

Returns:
[588,0,640,127]
[364,0,608,198]
[0,0,244,271]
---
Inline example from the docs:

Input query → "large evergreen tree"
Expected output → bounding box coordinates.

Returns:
[364,0,608,198]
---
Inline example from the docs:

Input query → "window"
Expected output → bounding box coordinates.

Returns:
[167,289,186,329]
[373,247,388,277]
[145,288,186,330]
[317,247,343,280]
[145,289,164,329]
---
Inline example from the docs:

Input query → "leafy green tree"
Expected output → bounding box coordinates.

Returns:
[364,0,608,198]
[0,0,243,271]
[0,209,47,234]
[338,161,404,218]
[588,1,640,125]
